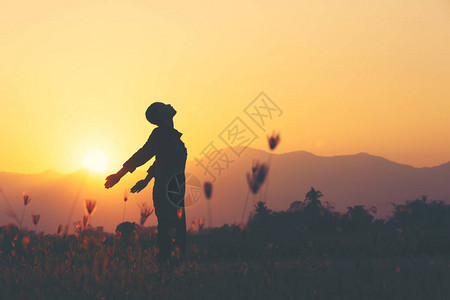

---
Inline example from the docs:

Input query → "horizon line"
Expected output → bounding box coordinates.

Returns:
[1,146,449,175]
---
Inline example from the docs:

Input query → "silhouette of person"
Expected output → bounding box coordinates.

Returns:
[105,102,187,265]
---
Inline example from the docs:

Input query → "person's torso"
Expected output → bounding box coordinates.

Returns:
[154,127,187,182]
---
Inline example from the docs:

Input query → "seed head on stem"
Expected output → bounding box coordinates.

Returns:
[138,202,154,226]
[31,214,40,226]
[267,131,281,151]
[85,199,97,216]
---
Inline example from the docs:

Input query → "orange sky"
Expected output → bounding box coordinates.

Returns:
[1,0,450,174]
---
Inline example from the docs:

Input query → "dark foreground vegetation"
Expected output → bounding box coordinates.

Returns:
[1,194,450,299]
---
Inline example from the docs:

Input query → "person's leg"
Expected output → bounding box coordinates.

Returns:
[172,194,186,266]
[156,214,171,264]
[154,182,172,265]
[166,173,186,261]
[175,206,186,254]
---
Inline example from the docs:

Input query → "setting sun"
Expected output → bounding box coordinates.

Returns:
[82,149,109,172]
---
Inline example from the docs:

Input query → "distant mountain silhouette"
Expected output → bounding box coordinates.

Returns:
[1,147,449,233]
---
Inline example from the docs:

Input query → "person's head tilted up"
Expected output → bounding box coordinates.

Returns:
[146,102,177,126]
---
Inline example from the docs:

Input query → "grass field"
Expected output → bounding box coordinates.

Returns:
[1,224,450,300]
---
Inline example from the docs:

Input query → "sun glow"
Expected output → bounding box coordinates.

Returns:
[82,149,109,172]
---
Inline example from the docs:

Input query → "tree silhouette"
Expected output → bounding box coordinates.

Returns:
[254,201,272,217]
[288,201,305,212]
[248,201,272,234]
[304,187,323,209]
[391,196,450,231]
[342,205,374,231]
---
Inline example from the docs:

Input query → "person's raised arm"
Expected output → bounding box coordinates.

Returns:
[104,167,128,189]
[105,129,159,189]
[130,161,156,193]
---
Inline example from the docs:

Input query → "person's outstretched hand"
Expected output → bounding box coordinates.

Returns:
[130,179,149,193]
[105,173,121,189]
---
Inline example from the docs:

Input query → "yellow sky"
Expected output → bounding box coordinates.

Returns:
[1,0,450,174]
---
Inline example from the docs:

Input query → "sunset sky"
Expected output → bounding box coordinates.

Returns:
[1,0,450,174]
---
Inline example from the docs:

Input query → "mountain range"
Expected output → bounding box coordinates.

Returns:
[1,147,449,233]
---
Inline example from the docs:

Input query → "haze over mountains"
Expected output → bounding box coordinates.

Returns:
[1,147,449,233]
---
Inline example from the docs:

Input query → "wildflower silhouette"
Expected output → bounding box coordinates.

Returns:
[246,161,269,194]
[85,199,97,215]
[242,161,269,223]
[204,182,213,227]
[84,199,97,230]
[204,182,213,199]
[123,190,128,222]
[263,131,280,203]
[31,214,40,229]
[23,192,31,205]
[20,192,31,229]
[139,202,154,226]
[267,131,280,151]
[105,102,187,265]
